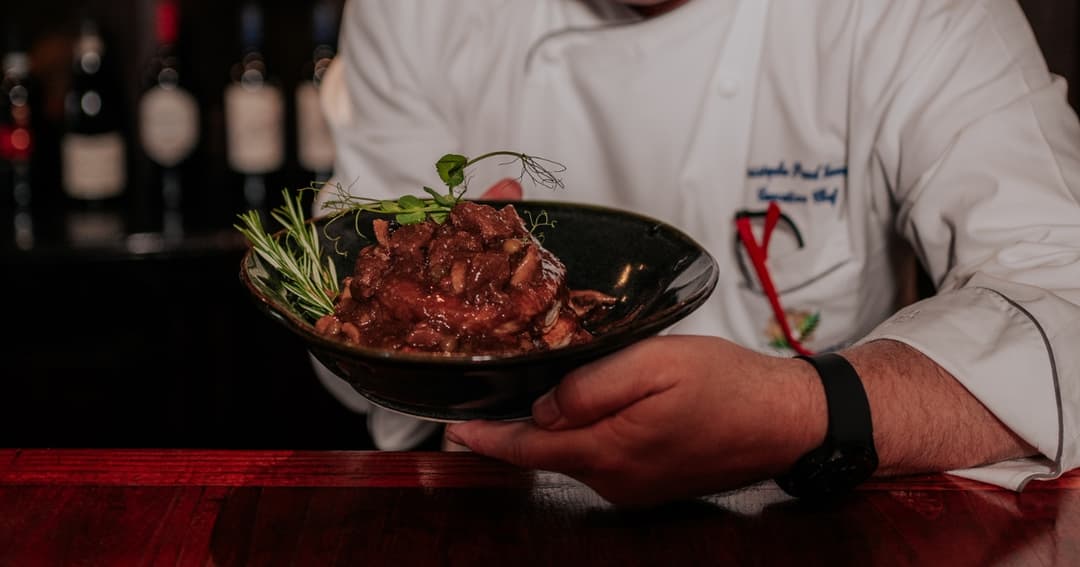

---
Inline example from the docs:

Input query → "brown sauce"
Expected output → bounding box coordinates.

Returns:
[314,202,614,355]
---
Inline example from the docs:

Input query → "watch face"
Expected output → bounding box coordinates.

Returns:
[776,443,878,498]
[822,444,878,493]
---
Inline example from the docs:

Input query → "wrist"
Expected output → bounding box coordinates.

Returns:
[769,356,828,476]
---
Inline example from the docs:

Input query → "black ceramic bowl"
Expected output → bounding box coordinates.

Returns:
[240,200,718,422]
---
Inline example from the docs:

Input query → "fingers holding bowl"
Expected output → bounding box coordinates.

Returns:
[481,178,524,200]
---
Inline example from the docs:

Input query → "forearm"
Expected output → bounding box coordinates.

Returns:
[840,339,1035,477]
[447,335,1041,505]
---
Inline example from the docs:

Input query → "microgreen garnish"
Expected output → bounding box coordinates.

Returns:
[319,151,565,226]
[235,188,340,320]
[523,210,557,242]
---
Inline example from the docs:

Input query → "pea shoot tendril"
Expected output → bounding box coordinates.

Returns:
[320,151,565,226]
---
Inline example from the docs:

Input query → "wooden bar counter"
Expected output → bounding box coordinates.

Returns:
[2,449,1078,565]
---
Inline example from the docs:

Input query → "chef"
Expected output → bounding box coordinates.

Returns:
[312,0,1080,503]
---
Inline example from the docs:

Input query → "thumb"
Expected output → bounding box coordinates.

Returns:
[532,342,678,431]
[480,178,523,200]
[444,419,597,472]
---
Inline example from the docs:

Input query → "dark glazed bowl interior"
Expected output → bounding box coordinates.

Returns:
[240,200,719,422]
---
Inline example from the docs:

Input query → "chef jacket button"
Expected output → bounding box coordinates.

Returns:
[716,77,739,98]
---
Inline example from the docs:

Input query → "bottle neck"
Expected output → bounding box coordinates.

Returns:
[75,19,104,59]
[240,3,265,54]
[236,3,269,85]
[74,25,106,78]
[311,1,337,47]
[156,0,180,46]
[309,2,338,84]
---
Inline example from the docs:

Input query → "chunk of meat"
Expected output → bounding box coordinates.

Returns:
[315,202,613,355]
[569,290,618,318]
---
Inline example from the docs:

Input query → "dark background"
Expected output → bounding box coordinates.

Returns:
[0,0,1077,450]
[1,0,386,450]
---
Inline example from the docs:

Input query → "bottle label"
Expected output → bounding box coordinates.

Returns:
[225,83,285,174]
[139,85,200,167]
[62,132,126,199]
[296,81,335,173]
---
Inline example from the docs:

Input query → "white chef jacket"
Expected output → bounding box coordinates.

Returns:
[314,0,1080,490]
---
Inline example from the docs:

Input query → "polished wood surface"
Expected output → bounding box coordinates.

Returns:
[2,449,1079,566]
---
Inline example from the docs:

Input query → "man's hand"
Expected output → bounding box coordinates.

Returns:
[445,337,1035,507]
[480,178,523,200]
[446,335,827,506]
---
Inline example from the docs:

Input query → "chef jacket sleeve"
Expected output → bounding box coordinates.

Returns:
[858,0,1080,489]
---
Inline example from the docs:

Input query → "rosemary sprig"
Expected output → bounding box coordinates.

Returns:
[235,188,340,320]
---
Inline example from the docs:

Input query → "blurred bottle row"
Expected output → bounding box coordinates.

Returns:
[0,0,343,251]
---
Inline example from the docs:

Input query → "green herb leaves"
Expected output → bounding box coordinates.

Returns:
[235,188,340,321]
[319,151,566,227]
[316,152,469,228]
[435,153,468,189]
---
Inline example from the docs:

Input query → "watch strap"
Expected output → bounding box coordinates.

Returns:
[775,352,878,498]
[800,353,875,449]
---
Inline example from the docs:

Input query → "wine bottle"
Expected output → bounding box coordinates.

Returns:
[61,17,128,244]
[225,1,284,212]
[295,0,340,183]
[138,0,199,237]
[62,18,127,202]
[1,32,40,249]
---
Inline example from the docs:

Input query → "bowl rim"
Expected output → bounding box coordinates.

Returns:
[238,199,719,367]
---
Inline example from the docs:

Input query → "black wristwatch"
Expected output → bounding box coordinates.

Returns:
[774,352,879,498]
